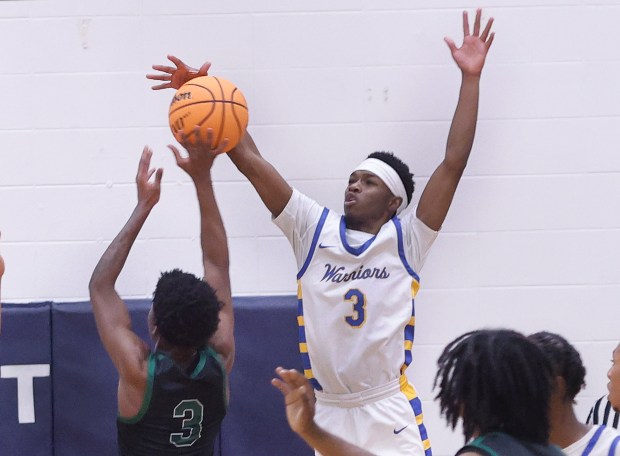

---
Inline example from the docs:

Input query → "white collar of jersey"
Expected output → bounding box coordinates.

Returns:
[353,158,408,215]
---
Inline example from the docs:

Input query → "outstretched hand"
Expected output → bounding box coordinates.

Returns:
[136,146,163,210]
[147,55,211,90]
[444,9,495,77]
[168,126,228,181]
[271,367,317,435]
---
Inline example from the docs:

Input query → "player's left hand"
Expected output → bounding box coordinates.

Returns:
[147,55,211,90]
[271,367,317,435]
[169,126,228,181]
[444,9,495,77]
[135,146,163,210]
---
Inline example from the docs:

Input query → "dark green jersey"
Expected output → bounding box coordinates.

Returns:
[117,347,227,456]
[456,432,565,456]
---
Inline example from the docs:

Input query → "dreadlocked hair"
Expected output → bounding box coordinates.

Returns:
[153,269,222,348]
[528,331,586,403]
[367,151,415,204]
[434,329,553,444]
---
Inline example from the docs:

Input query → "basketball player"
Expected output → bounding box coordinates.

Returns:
[436,329,564,456]
[528,332,620,455]
[587,343,620,430]
[89,129,233,455]
[148,9,494,455]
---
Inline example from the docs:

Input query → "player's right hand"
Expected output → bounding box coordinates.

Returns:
[147,55,211,90]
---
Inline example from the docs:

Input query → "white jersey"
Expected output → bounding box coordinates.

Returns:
[563,426,620,456]
[296,208,419,393]
[274,189,437,456]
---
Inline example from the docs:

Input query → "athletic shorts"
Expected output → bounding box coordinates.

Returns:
[313,376,431,456]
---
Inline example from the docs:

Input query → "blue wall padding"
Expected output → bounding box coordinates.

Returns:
[222,296,313,456]
[1,297,314,455]
[0,302,53,456]
[51,300,153,456]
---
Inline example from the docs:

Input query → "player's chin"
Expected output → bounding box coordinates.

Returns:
[609,389,620,412]
[343,204,357,220]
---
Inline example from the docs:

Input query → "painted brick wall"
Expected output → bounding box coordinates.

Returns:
[0,1,619,454]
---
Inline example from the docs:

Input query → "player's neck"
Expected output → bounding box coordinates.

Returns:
[159,343,199,369]
[548,401,590,449]
[345,215,389,235]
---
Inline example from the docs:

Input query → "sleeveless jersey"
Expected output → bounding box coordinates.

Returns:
[456,432,565,456]
[297,209,419,394]
[563,425,620,456]
[117,347,227,456]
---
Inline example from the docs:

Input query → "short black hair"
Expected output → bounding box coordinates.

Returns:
[152,269,222,348]
[528,331,586,402]
[367,151,415,204]
[434,329,553,444]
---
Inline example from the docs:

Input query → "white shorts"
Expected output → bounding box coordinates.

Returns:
[314,377,432,456]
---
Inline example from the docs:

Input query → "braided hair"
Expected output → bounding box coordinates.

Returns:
[434,329,554,444]
[528,331,586,403]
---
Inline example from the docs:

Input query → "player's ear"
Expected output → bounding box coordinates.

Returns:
[388,196,402,215]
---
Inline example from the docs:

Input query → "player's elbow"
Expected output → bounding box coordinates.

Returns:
[218,340,235,374]
[442,155,468,179]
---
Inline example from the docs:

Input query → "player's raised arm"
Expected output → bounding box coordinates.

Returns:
[416,9,494,231]
[169,127,235,373]
[88,147,163,382]
[227,131,293,218]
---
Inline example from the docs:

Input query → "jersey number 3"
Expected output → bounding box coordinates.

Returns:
[170,399,204,447]
[344,289,366,328]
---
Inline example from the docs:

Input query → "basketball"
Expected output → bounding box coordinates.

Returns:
[168,76,249,152]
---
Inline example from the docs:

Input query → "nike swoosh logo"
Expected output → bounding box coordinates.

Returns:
[318,243,336,249]
[393,425,408,434]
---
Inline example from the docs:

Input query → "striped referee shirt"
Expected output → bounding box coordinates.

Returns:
[588,396,620,429]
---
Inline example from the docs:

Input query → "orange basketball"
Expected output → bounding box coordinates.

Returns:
[168,76,249,152]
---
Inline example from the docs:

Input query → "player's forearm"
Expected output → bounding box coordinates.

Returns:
[194,177,229,271]
[444,74,480,171]
[228,131,268,178]
[228,132,292,217]
[89,203,152,292]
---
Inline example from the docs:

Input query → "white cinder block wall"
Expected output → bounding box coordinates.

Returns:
[1,1,619,453]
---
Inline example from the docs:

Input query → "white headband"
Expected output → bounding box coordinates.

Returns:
[353,158,408,215]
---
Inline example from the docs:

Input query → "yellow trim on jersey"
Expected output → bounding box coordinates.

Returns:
[399,375,417,400]
[299,343,308,353]
[297,315,305,326]
[404,340,413,351]
[411,280,420,297]
[297,281,302,299]
[408,316,415,327]
[423,439,431,450]
[304,369,315,379]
